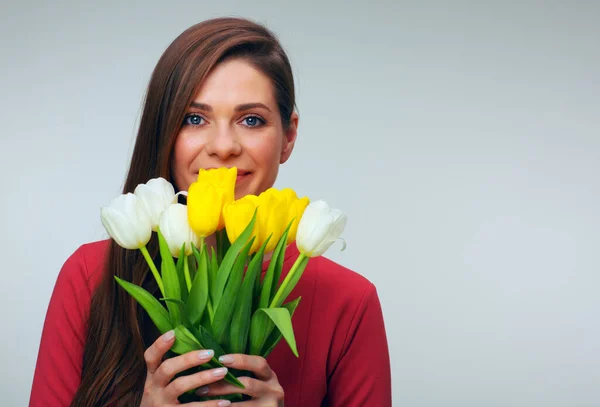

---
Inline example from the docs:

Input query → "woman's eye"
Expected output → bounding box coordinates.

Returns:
[183,114,205,126]
[241,115,265,127]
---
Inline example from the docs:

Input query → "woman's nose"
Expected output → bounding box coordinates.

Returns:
[204,126,242,159]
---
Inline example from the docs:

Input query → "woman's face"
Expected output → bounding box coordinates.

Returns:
[171,58,298,199]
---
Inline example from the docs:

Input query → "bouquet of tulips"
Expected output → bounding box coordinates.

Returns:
[100,167,347,402]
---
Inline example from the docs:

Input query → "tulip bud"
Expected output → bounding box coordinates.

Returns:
[296,200,347,257]
[158,203,201,257]
[223,195,260,253]
[100,193,153,250]
[257,188,288,253]
[187,181,221,237]
[188,167,237,237]
[280,188,310,244]
[134,177,176,231]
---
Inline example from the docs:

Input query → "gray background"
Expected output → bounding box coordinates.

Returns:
[1,1,599,406]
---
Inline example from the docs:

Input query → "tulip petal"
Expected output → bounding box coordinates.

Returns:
[188,181,222,237]
[102,207,139,249]
[159,203,199,258]
[311,212,348,257]
[134,178,176,231]
[100,193,152,249]
[296,200,347,257]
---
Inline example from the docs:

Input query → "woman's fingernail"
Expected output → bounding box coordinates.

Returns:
[218,400,231,406]
[212,367,228,377]
[162,330,175,342]
[218,355,234,364]
[198,349,214,359]
[195,385,209,395]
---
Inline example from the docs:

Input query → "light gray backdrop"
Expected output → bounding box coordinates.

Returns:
[1,1,599,406]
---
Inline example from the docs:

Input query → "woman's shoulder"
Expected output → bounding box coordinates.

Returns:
[58,239,111,292]
[302,253,378,303]
[76,238,111,269]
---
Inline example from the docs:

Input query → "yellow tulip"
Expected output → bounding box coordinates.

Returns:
[223,187,310,253]
[257,188,288,253]
[280,188,310,244]
[223,195,260,253]
[187,167,237,237]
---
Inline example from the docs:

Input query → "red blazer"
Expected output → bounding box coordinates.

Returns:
[30,240,392,406]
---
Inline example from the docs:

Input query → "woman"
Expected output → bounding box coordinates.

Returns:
[30,17,392,407]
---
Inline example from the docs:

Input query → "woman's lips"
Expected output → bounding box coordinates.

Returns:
[236,172,251,183]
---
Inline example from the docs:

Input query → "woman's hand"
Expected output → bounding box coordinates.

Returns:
[140,330,233,407]
[194,354,285,406]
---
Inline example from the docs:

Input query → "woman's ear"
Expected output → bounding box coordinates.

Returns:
[280,112,299,164]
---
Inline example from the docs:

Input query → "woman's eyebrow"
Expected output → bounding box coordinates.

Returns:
[234,103,272,112]
[189,102,272,112]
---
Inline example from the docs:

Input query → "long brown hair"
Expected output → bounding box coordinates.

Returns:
[70,17,296,407]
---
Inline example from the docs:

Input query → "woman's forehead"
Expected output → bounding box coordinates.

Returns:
[191,59,276,109]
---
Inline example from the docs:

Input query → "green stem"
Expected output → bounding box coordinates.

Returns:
[199,237,205,255]
[139,245,165,298]
[183,254,192,292]
[269,253,307,308]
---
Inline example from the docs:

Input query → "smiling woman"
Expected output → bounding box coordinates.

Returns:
[29,17,391,407]
[172,58,296,200]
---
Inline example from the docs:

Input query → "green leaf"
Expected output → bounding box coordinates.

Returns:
[192,243,202,266]
[187,245,209,326]
[114,276,172,334]
[171,324,203,354]
[220,229,232,263]
[157,228,182,326]
[261,297,302,358]
[249,310,271,355]
[200,304,213,335]
[259,221,292,310]
[161,297,192,329]
[172,325,245,389]
[228,237,269,354]
[212,237,254,344]
[187,252,197,283]
[257,307,299,357]
[210,247,218,302]
[253,253,263,302]
[213,210,257,308]
[216,229,224,264]
[197,324,227,358]
[215,229,233,266]
[175,244,188,303]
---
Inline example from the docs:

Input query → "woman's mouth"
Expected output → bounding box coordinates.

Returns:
[236,171,251,183]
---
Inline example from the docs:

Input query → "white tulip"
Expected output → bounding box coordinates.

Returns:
[100,193,153,250]
[134,177,176,231]
[158,203,201,257]
[296,200,347,257]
